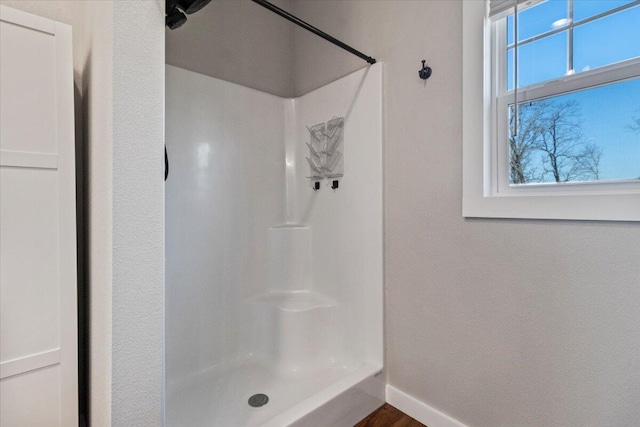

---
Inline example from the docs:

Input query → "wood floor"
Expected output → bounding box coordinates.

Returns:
[355,403,426,427]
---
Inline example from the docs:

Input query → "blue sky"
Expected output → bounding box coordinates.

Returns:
[505,0,640,181]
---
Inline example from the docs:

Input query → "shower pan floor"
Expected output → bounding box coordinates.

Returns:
[166,356,365,427]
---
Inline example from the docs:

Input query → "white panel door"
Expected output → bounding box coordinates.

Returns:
[0,6,77,427]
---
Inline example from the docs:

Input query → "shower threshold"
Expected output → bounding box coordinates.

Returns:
[166,358,383,427]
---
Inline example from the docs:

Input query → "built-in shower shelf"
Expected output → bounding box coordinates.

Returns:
[249,290,335,312]
[271,223,308,229]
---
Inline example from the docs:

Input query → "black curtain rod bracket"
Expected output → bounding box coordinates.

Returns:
[250,0,376,65]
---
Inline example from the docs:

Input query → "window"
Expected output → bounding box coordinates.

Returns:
[462,0,640,221]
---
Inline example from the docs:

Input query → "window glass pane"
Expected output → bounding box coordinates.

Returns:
[508,78,640,185]
[513,0,568,42]
[574,0,635,22]
[507,31,567,90]
[574,5,640,73]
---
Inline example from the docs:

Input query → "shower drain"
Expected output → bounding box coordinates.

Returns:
[248,393,269,408]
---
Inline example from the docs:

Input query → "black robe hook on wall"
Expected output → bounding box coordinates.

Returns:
[419,60,432,80]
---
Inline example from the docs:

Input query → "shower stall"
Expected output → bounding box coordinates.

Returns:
[165,62,383,425]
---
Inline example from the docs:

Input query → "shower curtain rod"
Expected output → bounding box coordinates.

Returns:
[250,0,377,65]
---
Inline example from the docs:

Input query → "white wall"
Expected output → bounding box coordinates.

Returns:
[111,1,165,425]
[290,1,640,426]
[166,0,295,97]
[165,65,286,387]
[82,3,114,425]
[292,65,384,366]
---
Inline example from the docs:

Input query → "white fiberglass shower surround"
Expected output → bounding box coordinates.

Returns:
[166,63,383,426]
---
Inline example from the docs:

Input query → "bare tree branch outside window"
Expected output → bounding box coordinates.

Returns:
[509,102,542,184]
[628,109,640,133]
[509,100,602,184]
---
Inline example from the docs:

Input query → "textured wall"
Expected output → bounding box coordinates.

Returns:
[292,1,640,426]
[166,0,295,97]
[112,1,165,426]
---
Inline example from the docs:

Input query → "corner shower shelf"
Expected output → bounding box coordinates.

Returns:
[249,290,335,312]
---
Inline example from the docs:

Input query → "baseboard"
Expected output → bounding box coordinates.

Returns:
[385,385,469,427]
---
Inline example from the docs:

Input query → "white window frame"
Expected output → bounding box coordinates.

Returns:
[463,0,640,221]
